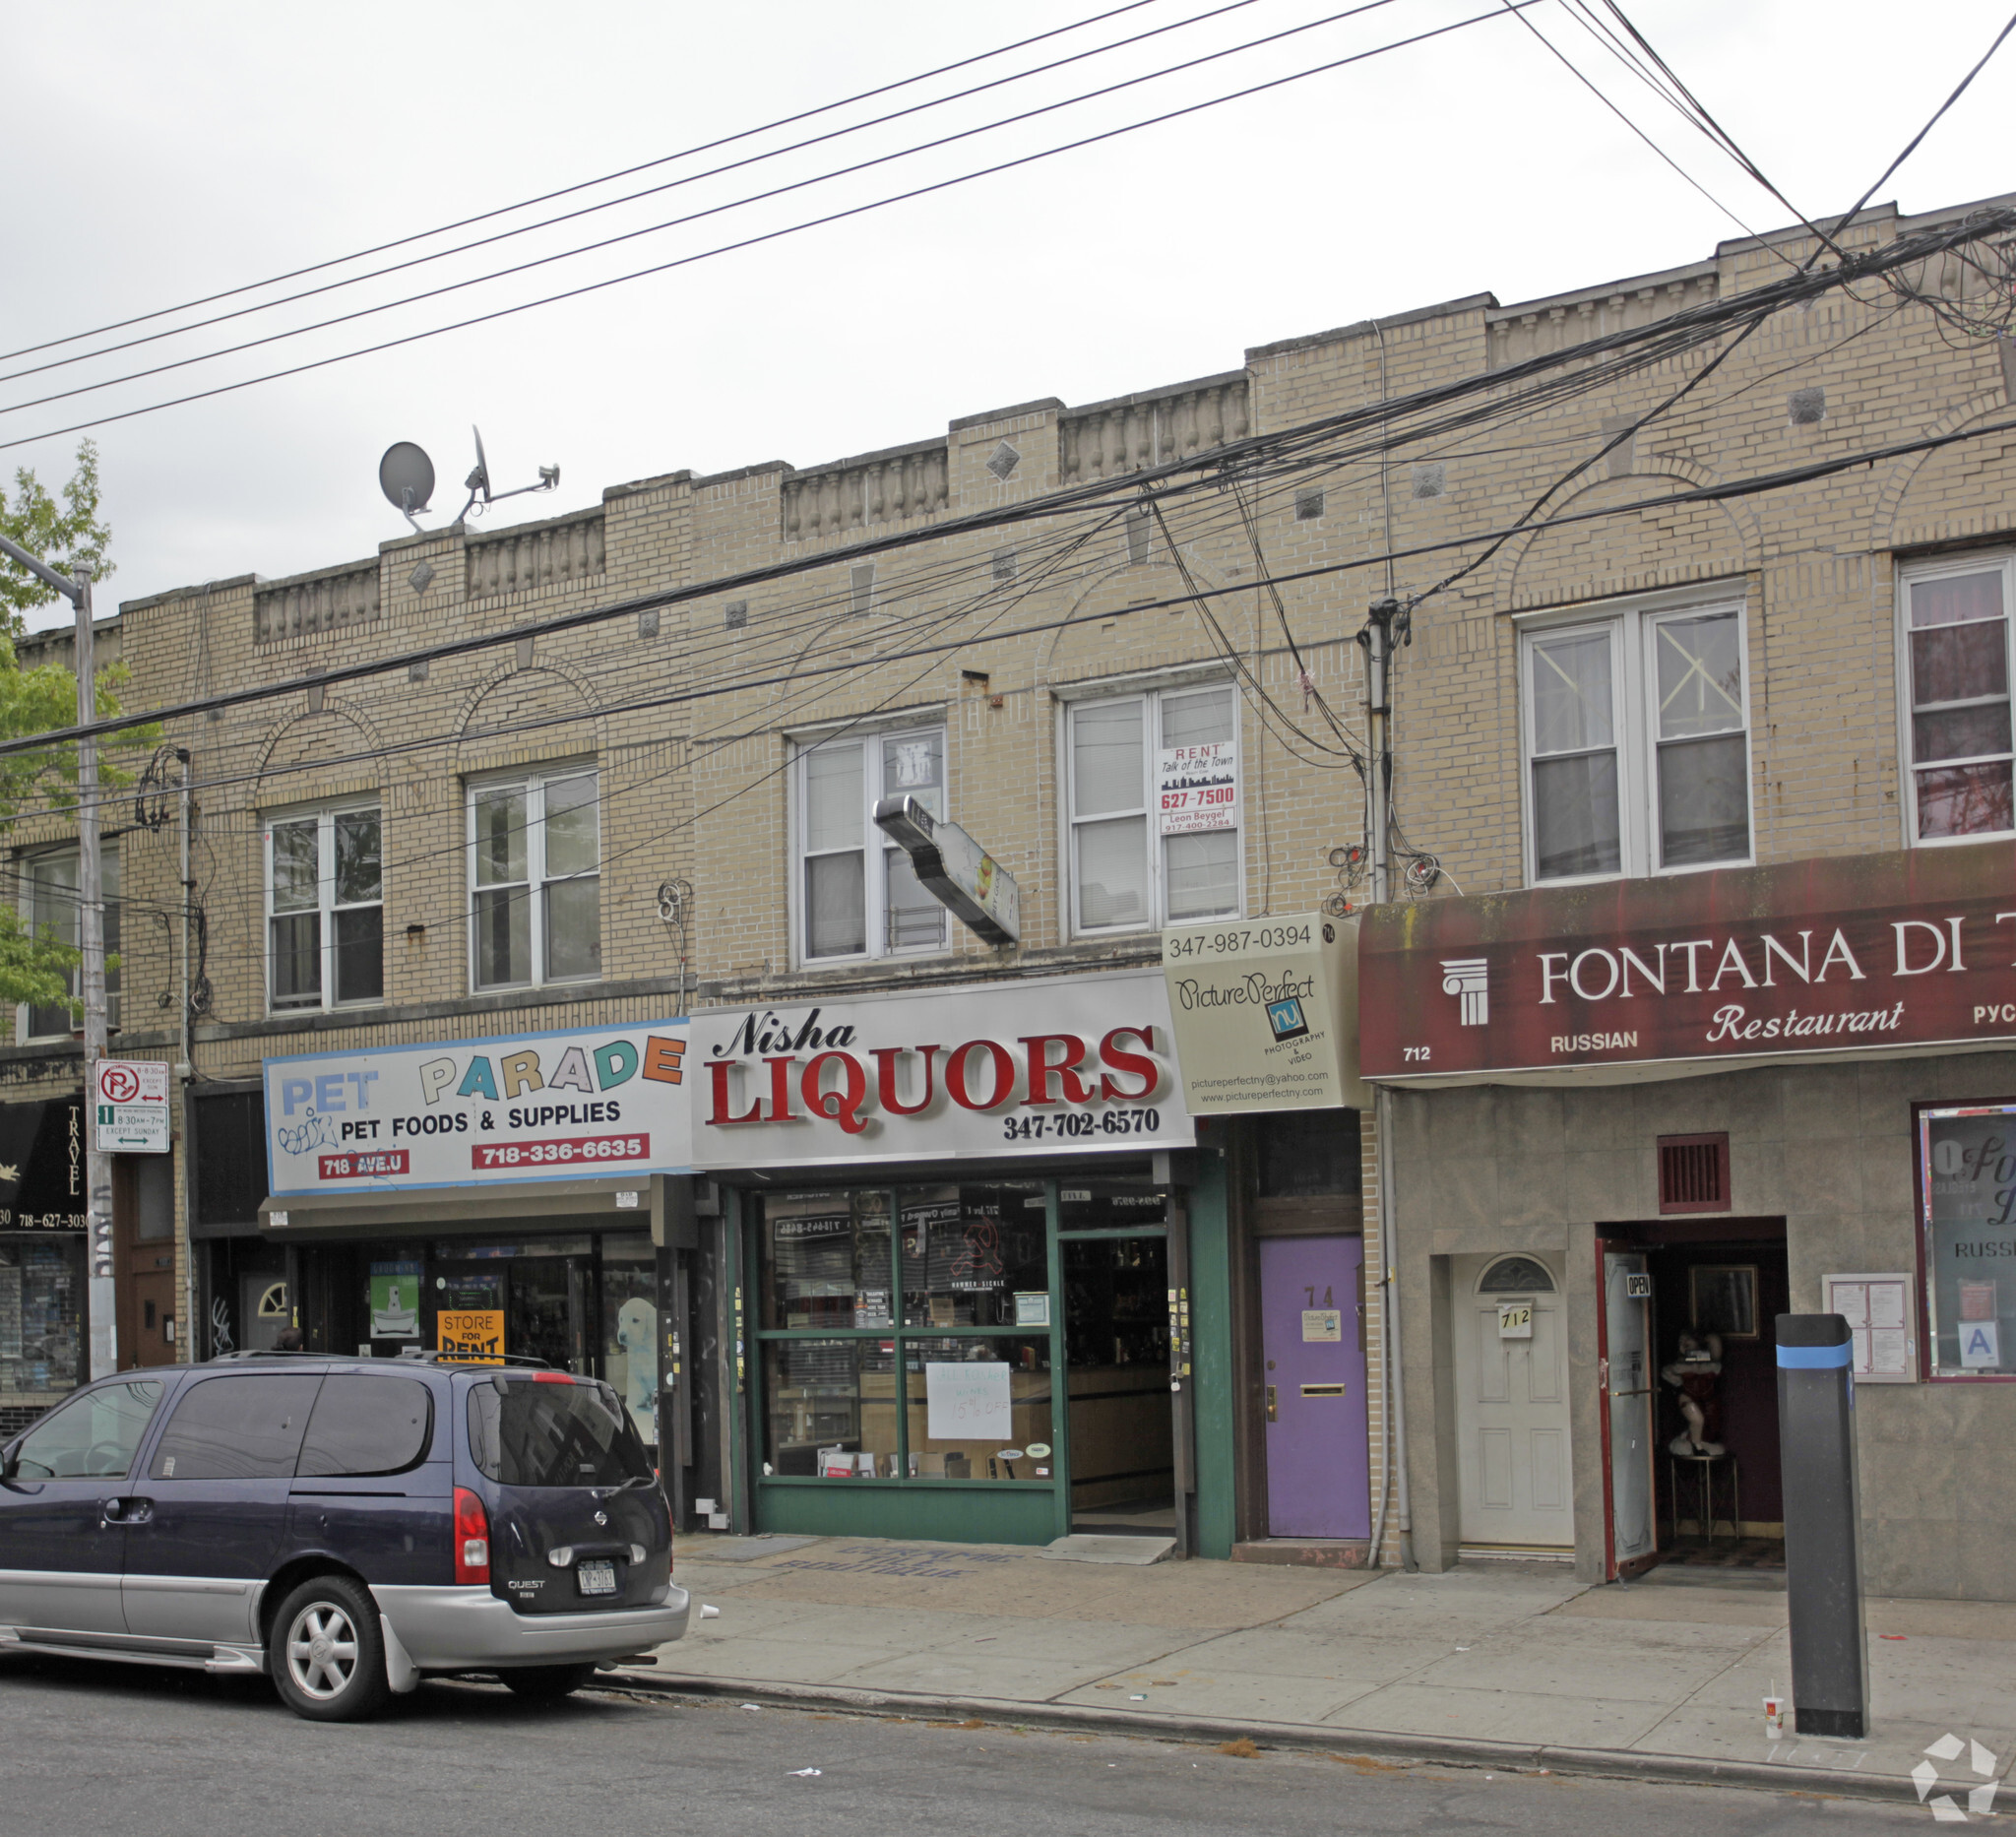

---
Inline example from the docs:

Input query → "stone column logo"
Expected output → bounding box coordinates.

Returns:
[1440,958,1489,1027]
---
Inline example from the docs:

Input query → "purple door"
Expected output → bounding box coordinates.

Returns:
[1260,1236,1371,1538]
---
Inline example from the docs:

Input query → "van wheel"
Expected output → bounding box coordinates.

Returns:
[501,1663,598,1701]
[269,1575,390,1722]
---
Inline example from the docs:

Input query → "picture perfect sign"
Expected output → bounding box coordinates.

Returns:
[1360,842,2016,1084]
[264,1020,692,1196]
[1161,914,1366,1115]
[692,969,1191,1170]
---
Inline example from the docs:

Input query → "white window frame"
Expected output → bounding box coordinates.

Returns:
[1517,591,1755,886]
[1895,549,2016,849]
[16,843,119,1044]
[465,766,601,992]
[789,721,950,969]
[1062,681,1244,937]
[263,800,384,1014]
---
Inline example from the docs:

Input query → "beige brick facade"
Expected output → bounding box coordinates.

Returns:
[7,188,2010,1555]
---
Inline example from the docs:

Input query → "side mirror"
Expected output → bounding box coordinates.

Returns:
[0,1448,18,1481]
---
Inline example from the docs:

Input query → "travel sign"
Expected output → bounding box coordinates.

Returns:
[1359,842,2016,1083]
[264,1019,692,1195]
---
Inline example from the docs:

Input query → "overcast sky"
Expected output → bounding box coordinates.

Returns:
[5,0,2013,628]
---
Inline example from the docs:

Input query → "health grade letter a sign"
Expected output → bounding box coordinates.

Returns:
[264,1019,694,1196]
[94,1058,169,1154]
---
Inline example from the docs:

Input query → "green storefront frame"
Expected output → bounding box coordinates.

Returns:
[731,1158,1233,1555]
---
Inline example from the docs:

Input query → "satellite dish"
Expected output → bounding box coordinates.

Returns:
[465,425,492,506]
[379,443,435,530]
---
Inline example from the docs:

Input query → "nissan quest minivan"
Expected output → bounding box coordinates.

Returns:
[0,1352,688,1720]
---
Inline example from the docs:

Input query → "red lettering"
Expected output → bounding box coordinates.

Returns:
[762,1055,799,1121]
[945,1040,1016,1111]
[802,1051,869,1135]
[873,1045,938,1116]
[1020,1034,1093,1107]
[1099,1025,1160,1102]
[709,1060,763,1125]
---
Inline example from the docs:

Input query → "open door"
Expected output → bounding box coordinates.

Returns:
[1598,1242,1659,1579]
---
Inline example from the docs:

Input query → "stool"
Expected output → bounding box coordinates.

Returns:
[1669,1451,1739,1544]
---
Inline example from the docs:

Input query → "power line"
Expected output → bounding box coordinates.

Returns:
[0,0,1278,391]
[0,0,1176,367]
[0,2,1537,453]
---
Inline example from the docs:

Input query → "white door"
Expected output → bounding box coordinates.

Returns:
[1603,1251,1656,1566]
[1451,1253,1573,1550]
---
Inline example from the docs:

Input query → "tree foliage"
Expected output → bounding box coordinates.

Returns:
[0,441,150,1019]
[1,439,112,634]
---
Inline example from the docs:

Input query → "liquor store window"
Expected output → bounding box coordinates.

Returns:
[793,724,948,965]
[266,802,382,1012]
[1897,553,2016,845]
[1917,1100,2016,1378]
[1519,597,1753,883]
[468,767,601,991]
[16,844,119,1043]
[749,1175,1173,1496]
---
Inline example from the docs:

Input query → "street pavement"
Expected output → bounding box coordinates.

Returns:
[0,1648,1920,1836]
[625,1536,2016,1805]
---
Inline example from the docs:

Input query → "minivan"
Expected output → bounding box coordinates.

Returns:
[0,1352,688,1720]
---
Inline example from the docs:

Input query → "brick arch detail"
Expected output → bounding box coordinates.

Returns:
[1866,388,2011,550]
[1491,459,1762,614]
[452,658,604,744]
[252,698,391,785]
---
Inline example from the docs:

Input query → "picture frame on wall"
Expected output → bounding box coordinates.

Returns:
[1689,1263,1759,1340]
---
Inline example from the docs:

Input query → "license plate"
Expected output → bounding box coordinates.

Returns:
[577,1559,617,1597]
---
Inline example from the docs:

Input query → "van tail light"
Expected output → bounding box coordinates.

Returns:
[454,1488,491,1585]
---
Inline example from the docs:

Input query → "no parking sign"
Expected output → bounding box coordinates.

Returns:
[94,1057,170,1154]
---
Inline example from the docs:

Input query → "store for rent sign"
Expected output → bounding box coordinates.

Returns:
[1361,842,2016,1082]
[1158,740,1237,834]
[692,969,1192,1170]
[264,1020,692,1195]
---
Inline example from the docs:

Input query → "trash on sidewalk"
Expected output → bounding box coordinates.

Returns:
[700,1605,721,1619]
[788,1768,823,1778]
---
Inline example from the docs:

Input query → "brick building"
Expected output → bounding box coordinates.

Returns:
[5,188,2013,1587]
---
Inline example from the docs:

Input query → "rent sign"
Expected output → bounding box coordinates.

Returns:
[265,1020,692,1195]
[1360,842,2016,1082]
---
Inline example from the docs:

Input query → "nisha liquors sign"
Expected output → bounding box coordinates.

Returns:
[1359,843,2016,1083]
[691,968,1193,1170]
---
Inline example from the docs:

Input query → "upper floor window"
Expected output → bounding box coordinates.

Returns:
[267,805,382,1012]
[18,845,119,1042]
[1067,683,1240,933]
[1900,557,2014,844]
[1522,600,1751,883]
[469,769,600,990]
[797,727,946,963]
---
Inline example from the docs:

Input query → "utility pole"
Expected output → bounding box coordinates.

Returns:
[0,534,114,1376]
[1361,597,1408,905]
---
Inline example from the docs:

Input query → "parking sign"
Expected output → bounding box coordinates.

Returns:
[94,1057,170,1154]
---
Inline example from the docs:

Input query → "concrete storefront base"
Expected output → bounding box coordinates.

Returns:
[1388,1049,2016,1599]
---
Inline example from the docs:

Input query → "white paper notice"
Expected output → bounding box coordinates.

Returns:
[925,1361,1012,1441]
[1868,1327,1911,1376]
[1868,1282,1907,1330]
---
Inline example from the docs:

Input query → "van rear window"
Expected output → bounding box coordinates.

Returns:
[467,1377,654,1489]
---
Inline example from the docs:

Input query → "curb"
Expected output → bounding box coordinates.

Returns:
[592,1670,1925,1806]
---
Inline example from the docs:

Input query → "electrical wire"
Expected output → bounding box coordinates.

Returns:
[0,0,1178,366]
[0,0,1281,390]
[0,1,1539,453]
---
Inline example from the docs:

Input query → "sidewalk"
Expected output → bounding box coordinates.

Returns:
[610,1534,2016,1805]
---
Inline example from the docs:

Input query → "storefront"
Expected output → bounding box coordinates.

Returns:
[1158,916,1379,1562]
[693,970,1239,1554]
[0,1098,89,1438]
[1361,841,2016,1600]
[252,1017,695,1465]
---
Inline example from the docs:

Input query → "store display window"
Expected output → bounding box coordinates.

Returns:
[0,1235,86,1400]
[1917,1100,2016,1377]
[751,1172,1169,1496]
